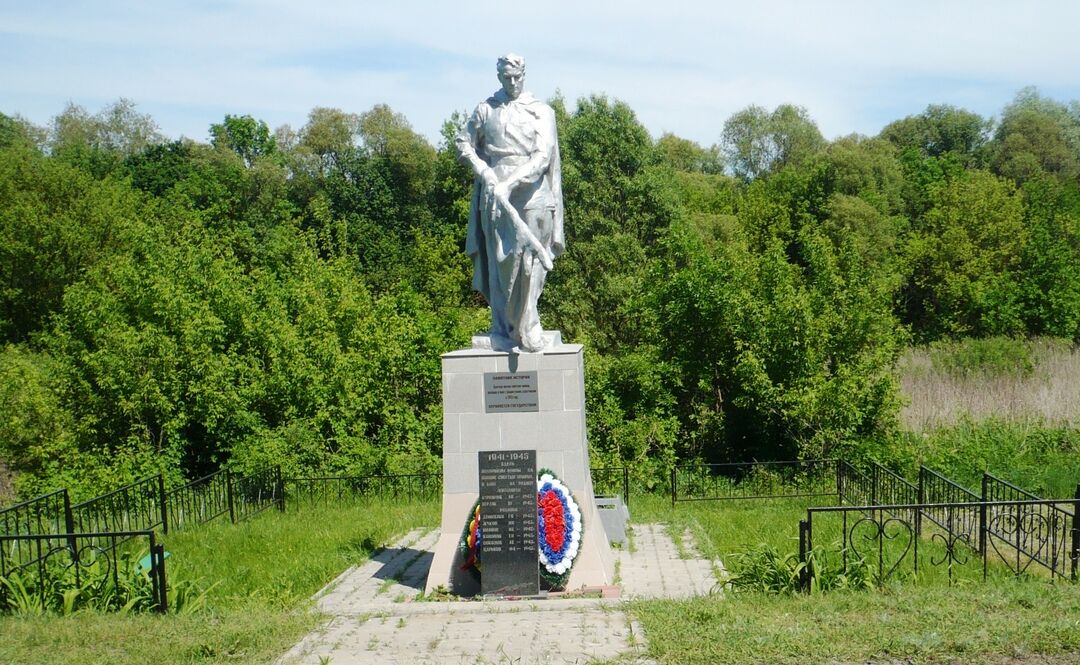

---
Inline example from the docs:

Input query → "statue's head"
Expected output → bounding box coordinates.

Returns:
[497,53,526,100]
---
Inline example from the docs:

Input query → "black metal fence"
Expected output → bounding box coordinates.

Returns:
[0,466,286,615]
[285,472,441,509]
[919,466,981,553]
[838,461,920,526]
[799,496,1079,589]
[0,489,73,539]
[982,473,1077,578]
[1,466,285,542]
[70,475,167,541]
[165,470,231,532]
[663,457,1077,589]
[671,459,839,505]
[232,467,286,521]
[0,530,167,613]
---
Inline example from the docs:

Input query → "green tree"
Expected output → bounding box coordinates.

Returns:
[879,104,990,163]
[990,87,1080,184]
[654,220,902,462]
[297,107,361,173]
[655,133,724,174]
[210,114,277,167]
[0,143,142,342]
[0,346,79,496]
[902,169,1027,339]
[545,95,680,352]
[0,112,45,151]
[1017,175,1080,340]
[48,99,162,177]
[721,104,825,181]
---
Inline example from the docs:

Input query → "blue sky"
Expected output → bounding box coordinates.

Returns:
[3,1,1080,147]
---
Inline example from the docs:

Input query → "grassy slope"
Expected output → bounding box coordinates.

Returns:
[0,498,439,665]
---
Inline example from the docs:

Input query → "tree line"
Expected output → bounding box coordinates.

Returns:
[1,87,1078,497]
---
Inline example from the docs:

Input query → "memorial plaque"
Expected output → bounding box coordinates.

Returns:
[483,371,539,413]
[478,449,538,596]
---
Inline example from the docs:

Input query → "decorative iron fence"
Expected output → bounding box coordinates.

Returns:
[838,461,919,506]
[1,466,285,541]
[0,489,73,539]
[232,467,285,521]
[838,461,920,527]
[799,496,1079,590]
[285,473,441,508]
[919,466,981,553]
[0,530,167,613]
[982,473,1077,577]
[69,475,167,544]
[164,469,231,532]
[671,459,839,505]
[591,467,630,507]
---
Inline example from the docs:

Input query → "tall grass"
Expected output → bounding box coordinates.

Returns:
[898,337,1080,431]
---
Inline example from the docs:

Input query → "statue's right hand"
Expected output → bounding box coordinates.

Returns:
[481,168,498,189]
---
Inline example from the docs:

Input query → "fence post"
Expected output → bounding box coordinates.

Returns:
[798,517,812,592]
[62,489,78,559]
[835,460,843,505]
[670,466,677,508]
[979,474,989,556]
[276,467,285,513]
[158,473,169,535]
[1071,483,1079,581]
[150,533,168,614]
[915,468,924,541]
[622,467,630,509]
[871,464,879,506]
[226,471,236,524]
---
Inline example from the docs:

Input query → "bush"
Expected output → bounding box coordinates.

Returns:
[928,336,1034,377]
[725,544,872,594]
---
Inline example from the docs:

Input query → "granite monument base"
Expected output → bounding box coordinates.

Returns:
[424,336,615,595]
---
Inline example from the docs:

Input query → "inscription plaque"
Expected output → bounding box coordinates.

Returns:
[483,371,539,413]
[478,449,538,596]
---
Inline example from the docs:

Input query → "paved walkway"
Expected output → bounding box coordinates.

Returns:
[276,524,723,665]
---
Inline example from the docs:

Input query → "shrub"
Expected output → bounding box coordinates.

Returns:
[928,336,1034,378]
[725,544,872,594]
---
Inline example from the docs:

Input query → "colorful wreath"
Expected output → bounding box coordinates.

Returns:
[458,468,584,590]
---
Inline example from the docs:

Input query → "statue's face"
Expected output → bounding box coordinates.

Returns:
[498,69,524,100]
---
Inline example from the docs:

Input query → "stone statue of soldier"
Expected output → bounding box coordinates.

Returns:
[456,53,564,352]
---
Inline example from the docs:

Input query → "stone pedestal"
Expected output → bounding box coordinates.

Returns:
[424,338,615,595]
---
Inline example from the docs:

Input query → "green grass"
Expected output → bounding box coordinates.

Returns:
[627,580,1080,665]
[623,498,1080,664]
[0,497,439,665]
[889,419,1080,498]
[3,487,1077,664]
[164,498,438,608]
[0,604,321,665]
[632,493,822,557]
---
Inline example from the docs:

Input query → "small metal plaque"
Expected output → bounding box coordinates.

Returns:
[483,371,539,413]
[478,449,538,596]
